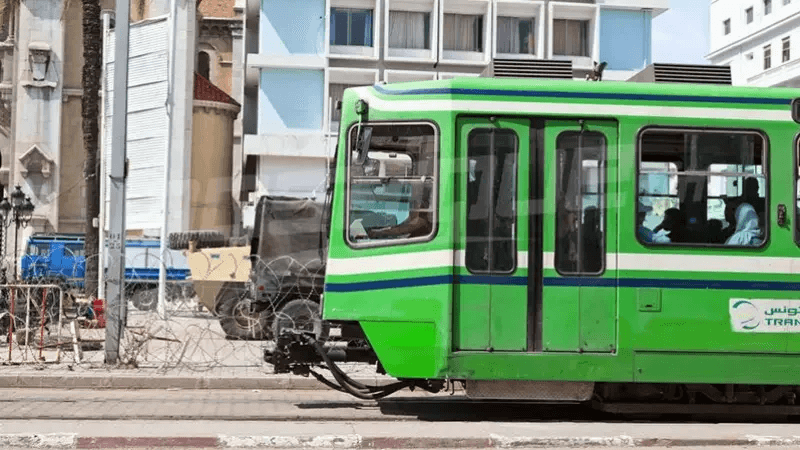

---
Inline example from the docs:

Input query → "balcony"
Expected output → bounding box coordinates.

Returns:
[439,0,491,66]
[493,0,545,61]
[384,0,438,63]
[548,1,599,71]
[329,0,381,60]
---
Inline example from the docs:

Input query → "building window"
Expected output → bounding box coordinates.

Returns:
[388,11,431,49]
[466,129,518,274]
[347,123,438,247]
[443,14,484,52]
[764,44,771,69]
[784,0,791,5]
[765,0,772,14]
[330,8,373,47]
[497,16,536,54]
[637,129,766,247]
[723,19,731,35]
[746,7,754,23]
[555,131,605,275]
[553,19,589,57]
[783,36,791,62]
[329,83,360,123]
[197,51,210,80]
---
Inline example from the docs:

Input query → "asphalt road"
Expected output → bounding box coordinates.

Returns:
[2,388,800,449]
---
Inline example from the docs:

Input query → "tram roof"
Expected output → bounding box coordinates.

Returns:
[360,77,800,108]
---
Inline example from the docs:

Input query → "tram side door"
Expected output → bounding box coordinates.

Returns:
[453,117,530,352]
[540,120,618,353]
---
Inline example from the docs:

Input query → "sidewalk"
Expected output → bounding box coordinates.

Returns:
[0,362,387,390]
[2,420,800,448]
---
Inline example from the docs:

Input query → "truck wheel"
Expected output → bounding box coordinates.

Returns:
[168,231,227,250]
[131,288,157,311]
[217,289,269,340]
[272,299,327,340]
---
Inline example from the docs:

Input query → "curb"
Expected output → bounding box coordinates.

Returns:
[5,434,800,448]
[0,374,389,390]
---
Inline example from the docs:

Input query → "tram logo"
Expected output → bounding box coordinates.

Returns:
[730,299,800,333]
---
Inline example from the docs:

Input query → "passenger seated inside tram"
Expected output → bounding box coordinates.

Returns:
[367,189,432,240]
[654,208,691,243]
[582,207,602,273]
[725,203,762,246]
[742,178,765,216]
[720,201,737,242]
[637,203,655,243]
[706,219,726,244]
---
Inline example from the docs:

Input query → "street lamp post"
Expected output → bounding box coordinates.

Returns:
[0,186,35,281]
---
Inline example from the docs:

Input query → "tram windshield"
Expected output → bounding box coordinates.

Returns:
[347,123,437,245]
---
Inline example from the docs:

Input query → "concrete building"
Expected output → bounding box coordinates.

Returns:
[708,0,800,86]
[240,0,669,221]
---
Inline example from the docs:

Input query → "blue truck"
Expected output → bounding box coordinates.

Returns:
[20,233,191,311]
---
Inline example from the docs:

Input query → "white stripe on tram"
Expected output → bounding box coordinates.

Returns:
[354,89,789,122]
[329,251,800,276]
[542,252,800,275]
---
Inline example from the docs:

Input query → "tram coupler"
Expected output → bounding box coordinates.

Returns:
[267,322,379,375]
[268,329,320,375]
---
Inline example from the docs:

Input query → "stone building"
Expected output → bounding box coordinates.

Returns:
[0,0,243,262]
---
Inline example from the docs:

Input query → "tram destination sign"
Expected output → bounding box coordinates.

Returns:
[730,299,800,333]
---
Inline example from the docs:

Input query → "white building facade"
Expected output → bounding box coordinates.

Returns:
[708,0,800,86]
[241,0,668,220]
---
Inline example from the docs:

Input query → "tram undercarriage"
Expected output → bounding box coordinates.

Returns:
[268,324,800,415]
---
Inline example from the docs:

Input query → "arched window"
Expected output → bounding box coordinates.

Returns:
[198,51,211,80]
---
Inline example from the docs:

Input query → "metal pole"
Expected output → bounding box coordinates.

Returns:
[98,11,112,304]
[158,0,179,320]
[13,218,18,281]
[104,0,130,364]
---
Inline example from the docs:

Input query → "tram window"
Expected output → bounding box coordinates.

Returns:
[465,129,518,274]
[346,122,437,246]
[638,129,766,247]
[555,131,605,276]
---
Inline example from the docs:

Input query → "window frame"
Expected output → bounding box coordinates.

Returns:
[496,15,537,56]
[746,6,754,23]
[723,18,731,35]
[330,7,375,47]
[765,0,772,15]
[344,120,440,249]
[635,125,770,250]
[552,18,590,57]
[442,12,485,52]
[464,127,519,275]
[554,130,607,277]
[783,36,791,63]
[764,44,772,69]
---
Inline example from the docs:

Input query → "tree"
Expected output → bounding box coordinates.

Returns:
[82,0,101,299]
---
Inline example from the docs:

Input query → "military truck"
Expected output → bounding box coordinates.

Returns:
[175,196,326,340]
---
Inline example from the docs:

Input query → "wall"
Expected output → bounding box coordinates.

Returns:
[259,0,326,55]
[258,69,324,132]
[599,8,651,72]
[257,154,327,197]
[58,0,88,233]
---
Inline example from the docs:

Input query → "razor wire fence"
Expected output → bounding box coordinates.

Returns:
[0,249,373,379]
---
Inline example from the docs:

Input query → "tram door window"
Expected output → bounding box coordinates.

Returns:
[638,129,766,247]
[466,129,518,273]
[554,132,606,275]
[542,120,616,354]
[454,117,530,353]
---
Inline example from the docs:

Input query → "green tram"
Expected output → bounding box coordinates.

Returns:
[272,77,800,409]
